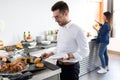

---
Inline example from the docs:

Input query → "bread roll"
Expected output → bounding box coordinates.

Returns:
[27,57,33,63]
[35,63,44,68]
[2,57,7,62]
[0,64,9,72]
[34,57,41,64]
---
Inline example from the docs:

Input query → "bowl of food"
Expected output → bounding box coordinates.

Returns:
[40,41,51,45]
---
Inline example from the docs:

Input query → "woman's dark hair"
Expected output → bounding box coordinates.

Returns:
[104,11,111,22]
[104,11,112,30]
[51,1,69,13]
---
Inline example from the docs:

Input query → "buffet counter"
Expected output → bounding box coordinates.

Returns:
[29,43,61,80]
[0,42,60,80]
[30,67,61,80]
[79,39,100,76]
[0,37,99,80]
[29,37,100,78]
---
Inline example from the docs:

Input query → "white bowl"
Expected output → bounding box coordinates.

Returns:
[29,41,37,46]
[40,41,51,45]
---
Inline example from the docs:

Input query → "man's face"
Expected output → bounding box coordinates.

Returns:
[53,9,67,26]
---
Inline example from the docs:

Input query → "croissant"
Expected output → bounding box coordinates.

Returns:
[0,64,9,72]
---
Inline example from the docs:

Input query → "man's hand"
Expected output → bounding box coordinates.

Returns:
[58,53,74,62]
[41,53,49,59]
[67,53,74,59]
[41,52,54,59]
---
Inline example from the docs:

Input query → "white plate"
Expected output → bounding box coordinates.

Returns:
[28,46,36,48]
[48,54,67,60]
[40,41,51,45]
[62,59,78,62]
[0,50,9,58]
[0,50,6,53]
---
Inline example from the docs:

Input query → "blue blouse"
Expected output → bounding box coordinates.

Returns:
[96,22,110,44]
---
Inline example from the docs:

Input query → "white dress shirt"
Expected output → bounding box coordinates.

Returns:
[53,21,89,62]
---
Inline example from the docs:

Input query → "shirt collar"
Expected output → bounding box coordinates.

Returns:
[62,21,73,29]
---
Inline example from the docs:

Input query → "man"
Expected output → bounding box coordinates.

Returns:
[41,1,89,80]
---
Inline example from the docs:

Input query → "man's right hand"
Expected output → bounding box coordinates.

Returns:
[41,53,50,59]
[41,52,54,59]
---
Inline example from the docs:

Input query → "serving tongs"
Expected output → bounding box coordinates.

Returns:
[39,57,60,70]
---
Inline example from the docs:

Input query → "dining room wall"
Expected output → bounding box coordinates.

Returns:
[0,0,101,45]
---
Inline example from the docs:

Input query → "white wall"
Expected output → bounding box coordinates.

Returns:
[0,0,59,45]
[113,0,120,39]
[107,0,120,53]
[0,0,99,45]
[108,38,120,52]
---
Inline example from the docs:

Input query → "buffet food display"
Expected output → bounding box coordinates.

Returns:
[0,55,45,76]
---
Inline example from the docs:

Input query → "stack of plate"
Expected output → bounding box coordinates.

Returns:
[0,50,9,58]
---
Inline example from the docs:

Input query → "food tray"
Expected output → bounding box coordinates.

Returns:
[0,64,29,77]
[0,63,46,77]
[0,57,46,77]
[5,46,16,51]
[0,71,23,77]
[22,63,46,73]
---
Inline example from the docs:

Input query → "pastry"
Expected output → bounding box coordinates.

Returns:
[35,63,44,68]
[27,57,33,63]
[19,57,27,63]
[0,58,26,73]
[2,57,7,62]
[16,43,23,49]
[0,64,9,72]
[34,57,41,64]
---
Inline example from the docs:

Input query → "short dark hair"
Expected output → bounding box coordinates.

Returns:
[51,1,69,13]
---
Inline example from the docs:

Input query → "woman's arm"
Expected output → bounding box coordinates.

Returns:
[93,25,100,33]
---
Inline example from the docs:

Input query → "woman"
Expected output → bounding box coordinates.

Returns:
[93,11,112,73]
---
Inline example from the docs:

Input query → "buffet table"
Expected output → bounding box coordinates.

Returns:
[29,38,100,78]
[0,37,100,80]
[79,39,100,76]
[29,37,100,78]
[29,43,61,80]
[30,67,61,80]
[0,42,60,80]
